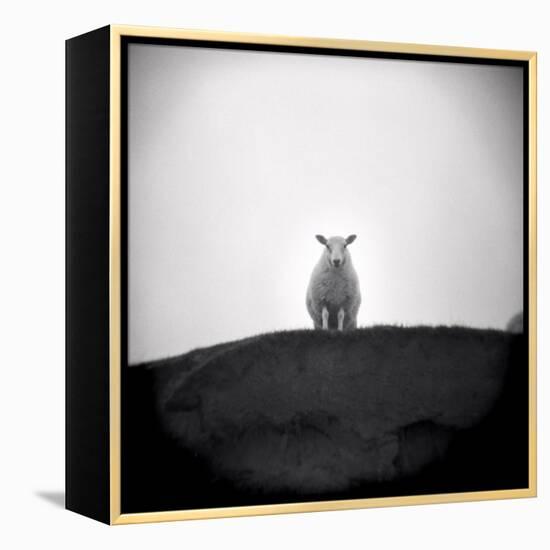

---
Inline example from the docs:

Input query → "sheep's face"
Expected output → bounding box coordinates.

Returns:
[315,234,357,268]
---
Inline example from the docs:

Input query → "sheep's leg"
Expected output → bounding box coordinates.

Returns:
[337,308,345,331]
[322,307,329,330]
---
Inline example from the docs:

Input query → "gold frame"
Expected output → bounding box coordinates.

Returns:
[108,24,537,525]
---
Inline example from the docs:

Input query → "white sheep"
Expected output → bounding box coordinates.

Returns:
[306,234,361,331]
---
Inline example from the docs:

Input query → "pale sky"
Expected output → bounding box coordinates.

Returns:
[128,43,523,364]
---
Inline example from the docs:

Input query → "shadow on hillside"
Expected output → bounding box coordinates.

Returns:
[122,326,528,514]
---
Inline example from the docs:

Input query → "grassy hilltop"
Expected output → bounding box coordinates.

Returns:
[122,326,527,513]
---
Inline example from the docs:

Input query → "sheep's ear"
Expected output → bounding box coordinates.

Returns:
[346,234,357,245]
[315,235,328,245]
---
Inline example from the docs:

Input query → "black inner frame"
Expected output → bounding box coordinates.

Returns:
[120,36,530,514]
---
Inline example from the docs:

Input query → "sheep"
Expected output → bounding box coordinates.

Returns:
[506,311,523,334]
[306,234,361,331]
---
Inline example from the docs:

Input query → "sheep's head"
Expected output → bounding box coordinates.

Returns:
[315,234,357,268]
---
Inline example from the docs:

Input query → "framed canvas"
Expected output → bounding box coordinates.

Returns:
[66,25,537,525]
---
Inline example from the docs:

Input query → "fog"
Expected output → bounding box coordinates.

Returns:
[128,43,523,364]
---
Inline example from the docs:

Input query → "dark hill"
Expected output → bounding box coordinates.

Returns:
[122,326,528,513]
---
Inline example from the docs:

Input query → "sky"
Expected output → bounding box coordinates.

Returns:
[127,42,523,364]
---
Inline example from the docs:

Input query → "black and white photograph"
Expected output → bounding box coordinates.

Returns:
[120,37,531,514]
[5,0,549,544]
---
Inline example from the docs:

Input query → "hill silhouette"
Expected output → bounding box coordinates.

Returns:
[122,326,528,513]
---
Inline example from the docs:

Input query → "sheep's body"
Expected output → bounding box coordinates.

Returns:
[506,312,523,334]
[306,235,361,330]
